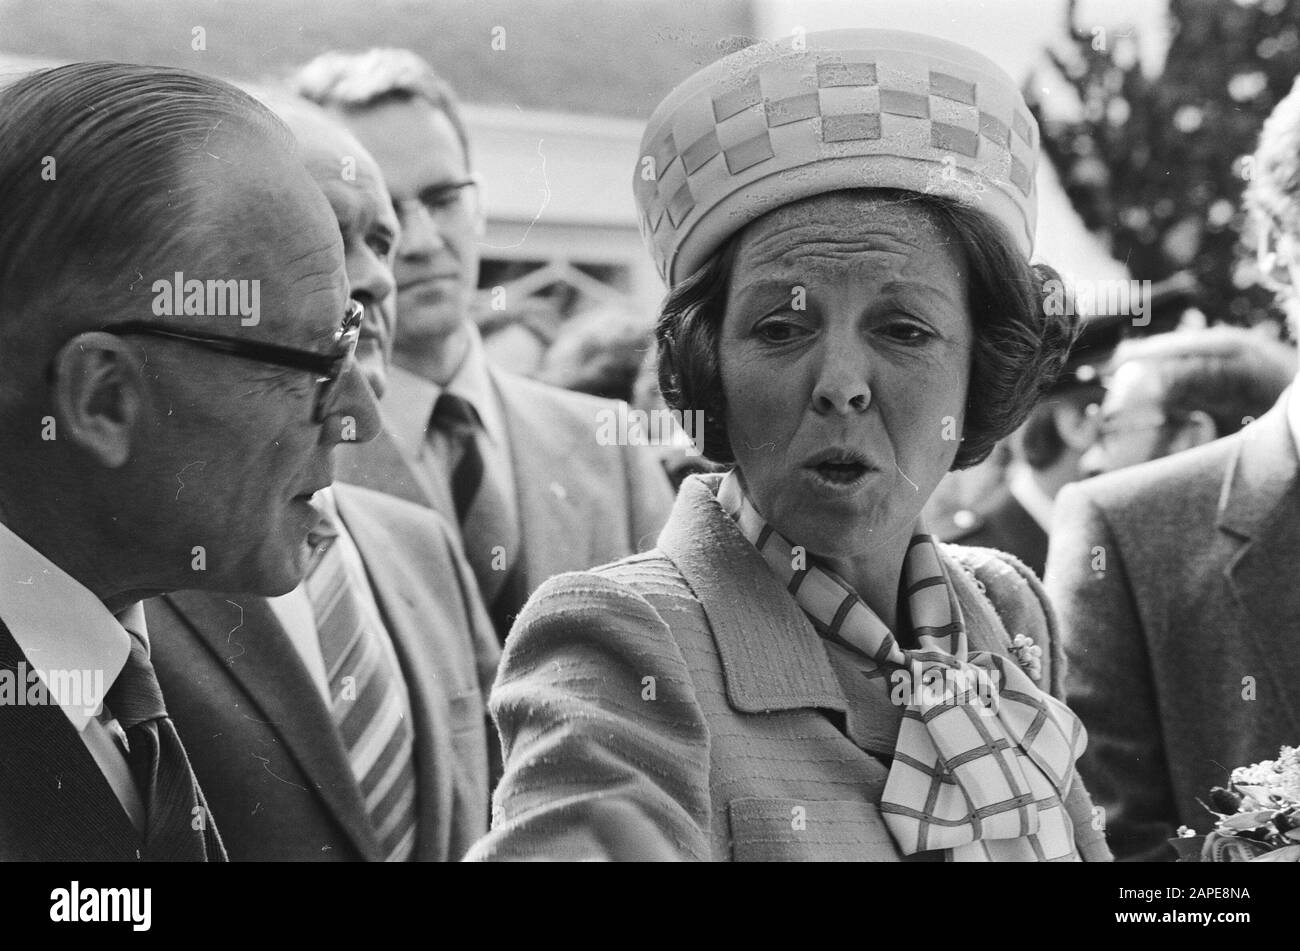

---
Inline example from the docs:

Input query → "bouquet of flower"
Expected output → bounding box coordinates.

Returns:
[1170,745,1300,862]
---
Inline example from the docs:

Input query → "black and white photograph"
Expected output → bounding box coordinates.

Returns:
[0,0,1295,930]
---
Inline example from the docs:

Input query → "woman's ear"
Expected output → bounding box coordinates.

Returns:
[49,332,147,469]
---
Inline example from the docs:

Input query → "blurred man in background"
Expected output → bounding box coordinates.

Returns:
[294,49,674,643]
[1046,78,1300,860]
[0,63,379,861]
[147,98,500,861]
[942,319,1110,577]
[1078,325,1295,476]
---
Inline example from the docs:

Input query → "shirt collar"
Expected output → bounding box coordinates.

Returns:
[1007,463,1054,533]
[0,519,129,731]
[381,323,507,450]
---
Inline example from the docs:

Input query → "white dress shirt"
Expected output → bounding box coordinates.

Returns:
[381,323,519,532]
[0,519,145,830]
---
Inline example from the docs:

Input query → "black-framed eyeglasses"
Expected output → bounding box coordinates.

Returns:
[102,299,363,422]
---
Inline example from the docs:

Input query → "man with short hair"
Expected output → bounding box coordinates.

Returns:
[294,49,675,642]
[1046,79,1300,860]
[1078,325,1295,476]
[0,63,379,861]
[943,321,1109,577]
[146,98,501,862]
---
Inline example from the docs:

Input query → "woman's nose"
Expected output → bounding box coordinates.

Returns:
[811,346,872,415]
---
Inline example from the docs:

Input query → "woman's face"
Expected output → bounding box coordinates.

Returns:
[719,192,974,559]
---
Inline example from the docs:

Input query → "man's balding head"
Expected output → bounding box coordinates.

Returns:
[267,94,400,396]
[0,63,382,605]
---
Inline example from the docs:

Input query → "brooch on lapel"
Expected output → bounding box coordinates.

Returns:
[1010,634,1043,682]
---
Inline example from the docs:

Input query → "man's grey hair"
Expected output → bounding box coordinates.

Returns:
[291,48,471,167]
[1110,325,1296,438]
[0,62,295,346]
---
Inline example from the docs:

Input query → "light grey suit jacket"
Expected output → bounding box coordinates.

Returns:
[337,365,675,600]
[470,474,1110,861]
[1045,391,1300,861]
[147,483,500,861]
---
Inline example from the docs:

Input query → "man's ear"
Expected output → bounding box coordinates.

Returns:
[1054,401,1098,454]
[1257,226,1295,291]
[1171,409,1218,452]
[49,332,148,468]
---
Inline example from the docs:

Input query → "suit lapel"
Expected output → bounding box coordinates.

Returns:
[335,425,451,517]
[1216,400,1300,732]
[160,590,383,861]
[491,370,592,593]
[334,487,456,862]
[0,621,141,860]
[657,475,847,715]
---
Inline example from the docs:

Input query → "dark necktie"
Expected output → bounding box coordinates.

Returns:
[432,392,526,641]
[104,633,227,861]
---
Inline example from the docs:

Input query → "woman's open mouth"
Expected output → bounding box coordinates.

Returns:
[802,449,877,490]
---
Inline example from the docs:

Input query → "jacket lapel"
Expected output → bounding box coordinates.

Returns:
[491,370,592,593]
[334,487,456,862]
[1216,397,1300,732]
[335,424,451,517]
[657,475,848,715]
[160,590,383,861]
[0,621,142,860]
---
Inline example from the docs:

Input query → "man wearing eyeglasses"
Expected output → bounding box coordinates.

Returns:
[0,64,380,861]
[144,98,501,862]
[1046,79,1300,861]
[1076,326,1294,478]
[293,50,675,644]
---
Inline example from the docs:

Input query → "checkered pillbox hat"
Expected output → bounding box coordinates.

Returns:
[634,29,1040,287]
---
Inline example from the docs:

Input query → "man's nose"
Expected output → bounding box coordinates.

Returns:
[397,203,447,259]
[349,246,396,306]
[320,359,383,446]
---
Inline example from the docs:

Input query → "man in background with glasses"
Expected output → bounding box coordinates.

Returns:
[1077,326,1294,478]
[293,49,675,645]
[0,64,380,860]
[145,97,501,862]
[1046,78,1300,861]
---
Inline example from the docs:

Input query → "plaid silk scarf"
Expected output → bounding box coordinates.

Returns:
[717,472,1086,862]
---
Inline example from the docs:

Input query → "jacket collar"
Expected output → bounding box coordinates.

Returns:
[658,474,846,714]
[658,475,1025,716]
[1216,393,1300,730]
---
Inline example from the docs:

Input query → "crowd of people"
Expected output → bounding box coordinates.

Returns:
[2,26,1298,863]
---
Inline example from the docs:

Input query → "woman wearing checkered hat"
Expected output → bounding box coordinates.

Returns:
[468,29,1111,862]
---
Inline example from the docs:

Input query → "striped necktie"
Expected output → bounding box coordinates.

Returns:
[105,630,227,861]
[432,392,525,641]
[304,515,418,861]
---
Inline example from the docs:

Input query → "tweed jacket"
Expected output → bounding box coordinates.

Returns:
[1045,391,1300,861]
[468,474,1111,861]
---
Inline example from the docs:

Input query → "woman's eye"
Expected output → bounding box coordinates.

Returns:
[881,321,932,343]
[755,318,808,343]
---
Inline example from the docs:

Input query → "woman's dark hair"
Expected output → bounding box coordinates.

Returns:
[654,189,1075,470]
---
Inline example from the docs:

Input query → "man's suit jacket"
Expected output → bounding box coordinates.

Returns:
[336,367,675,607]
[468,475,1110,861]
[145,482,500,861]
[1045,393,1300,861]
[942,486,1049,578]
[1,621,149,860]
